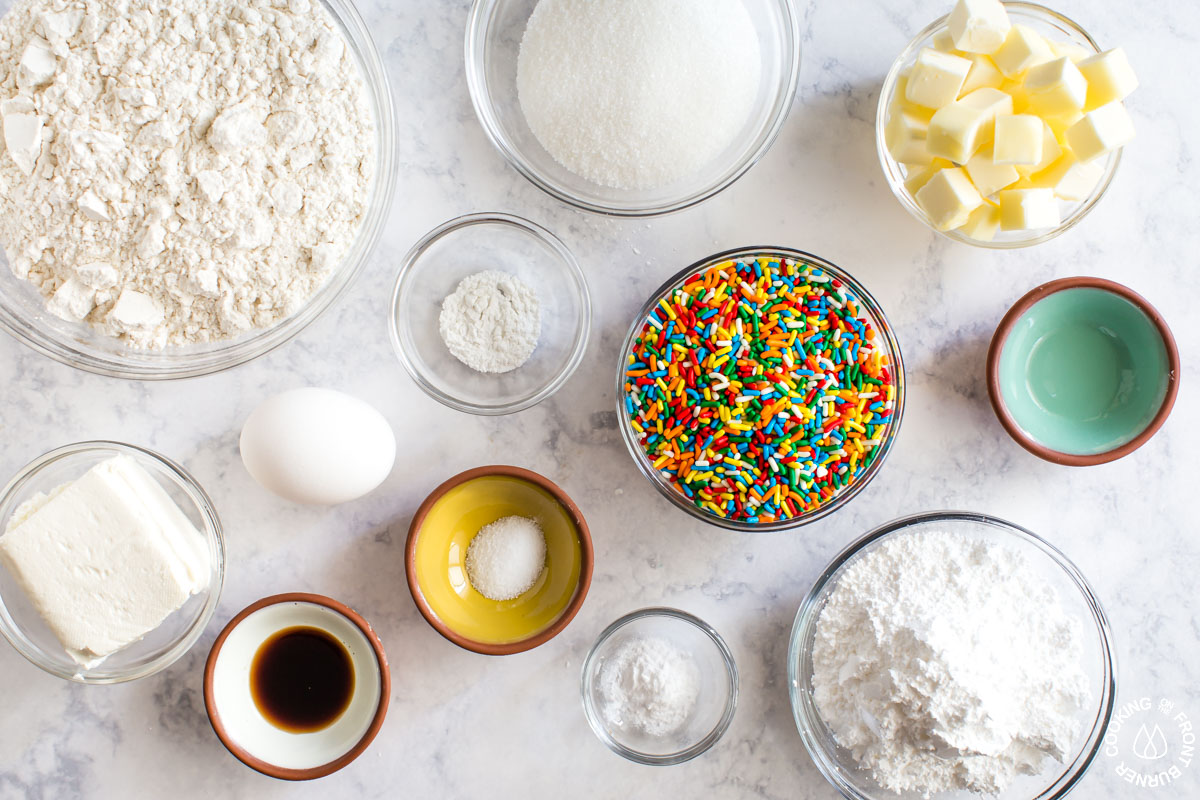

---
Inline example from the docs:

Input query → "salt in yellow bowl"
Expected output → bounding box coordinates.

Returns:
[404,466,592,655]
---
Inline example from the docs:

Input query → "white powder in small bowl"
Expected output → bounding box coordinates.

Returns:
[439,271,541,374]
[599,635,700,737]
[464,515,546,601]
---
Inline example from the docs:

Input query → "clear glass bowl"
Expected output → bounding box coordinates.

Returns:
[0,442,225,683]
[876,2,1120,249]
[0,0,396,379]
[465,0,802,217]
[389,213,591,415]
[615,247,906,532]
[788,511,1117,800]
[581,608,738,765]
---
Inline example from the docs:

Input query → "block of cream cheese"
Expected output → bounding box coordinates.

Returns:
[947,0,1010,54]
[1067,101,1135,162]
[1023,57,1088,116]
[1077,48,1138,110]
[0,456,209,668]
[916,167,983,230]
[905,48,973,109]
[992,24,1054,79]
[999,188,1061,230]
[993,114,1044,165]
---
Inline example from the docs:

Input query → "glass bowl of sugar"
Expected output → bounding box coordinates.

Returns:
[389,213,591,416]
[465,0,802,216]
[581,607,738,765]
[788,511,1117,799]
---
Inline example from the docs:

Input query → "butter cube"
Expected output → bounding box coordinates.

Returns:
[959,202,1002,241]
[960,54,1005,95]
[1067,101,1135,162]
[1078,48,1138,110]
[916,167,984,230]
[903,159,954,195]
[927,88,1013,164]
[932,28,960,54]
[993,25,1054,78]
[906,48,973,109]
[999,188,1060,230]
[1048,39,1092,64]
[994,114,1044,165]
[1033,151,1105,200]
[886,109,934,165]
[1024,57,1088,115]
[999,78,1031,113]
[948,0,1011,54]
[1017,122,1062,176]
[1044,109,1084,140]
[966,145,1020,196]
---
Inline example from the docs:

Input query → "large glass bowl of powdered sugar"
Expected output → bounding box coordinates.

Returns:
[788,511,1117,800]
[465,0,801,217]
[0,0,396,379]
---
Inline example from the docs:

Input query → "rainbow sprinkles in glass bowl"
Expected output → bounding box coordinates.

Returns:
[618,249,904,531]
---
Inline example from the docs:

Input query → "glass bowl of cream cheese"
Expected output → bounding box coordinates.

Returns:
[0,441,225,683]
[788,511,1117,800]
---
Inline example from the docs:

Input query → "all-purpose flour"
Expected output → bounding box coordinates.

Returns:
[812,530,1091,797]
[0,0,373,348]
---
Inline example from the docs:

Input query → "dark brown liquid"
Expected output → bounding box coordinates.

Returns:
[250,626,355,733]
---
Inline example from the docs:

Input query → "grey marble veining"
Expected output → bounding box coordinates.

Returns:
[2,0,1199,798]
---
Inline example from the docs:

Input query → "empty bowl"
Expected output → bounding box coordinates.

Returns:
[203,593,390,780]
[389,213,591,415]
[0,441,224,683]
[405,465,593,654]
[581,607,738,765]
[465,0,801,216]
[987,277,1179,465]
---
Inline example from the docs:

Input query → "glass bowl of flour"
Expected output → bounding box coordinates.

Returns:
[389,213,591,415]
[788,511,1117,800]
[465,0,802,217]
[0,0,396,380]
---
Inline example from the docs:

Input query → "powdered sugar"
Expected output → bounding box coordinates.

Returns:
[0,0,374,348]
[599,635,700,737]
[439,270,540,374]
[516,0,761,190]
[812,529,1091,797]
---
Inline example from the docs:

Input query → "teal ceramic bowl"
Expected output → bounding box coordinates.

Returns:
[987,278,1179,466]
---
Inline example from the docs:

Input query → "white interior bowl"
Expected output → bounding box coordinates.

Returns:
[204,594,390,780]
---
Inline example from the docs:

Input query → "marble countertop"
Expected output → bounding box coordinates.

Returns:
[2,0,1198,797]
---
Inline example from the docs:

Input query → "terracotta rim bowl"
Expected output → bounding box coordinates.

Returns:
[405,465,594,655]
[987,277,1180,466]
[203,593,391,780]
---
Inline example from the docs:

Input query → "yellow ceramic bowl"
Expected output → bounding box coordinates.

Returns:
[405,466,593,655]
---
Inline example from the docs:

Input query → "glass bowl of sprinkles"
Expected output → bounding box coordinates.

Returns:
[616,248,905,532]
[465,0,802,217]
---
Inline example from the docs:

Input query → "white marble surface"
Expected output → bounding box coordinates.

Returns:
[2,0,1198,798]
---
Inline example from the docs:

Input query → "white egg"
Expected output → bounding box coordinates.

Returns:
[239,388,396,505]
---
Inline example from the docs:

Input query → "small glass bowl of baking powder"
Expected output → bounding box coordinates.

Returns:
[581,607,738,765]
[788,511,1117,800]
[0,441,225,683]
[0,0,395,380]
[389,213,591,415]
[465,0,801,217]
